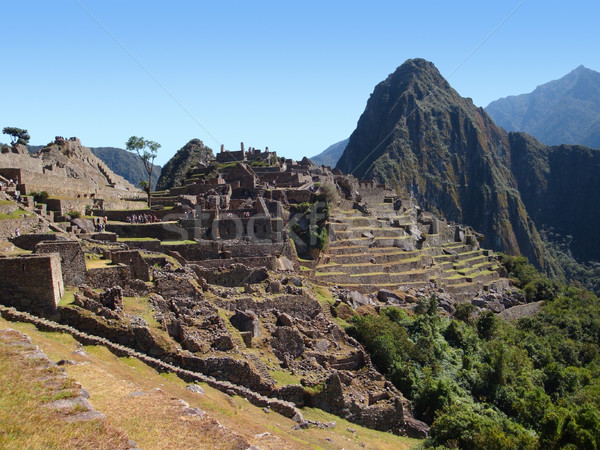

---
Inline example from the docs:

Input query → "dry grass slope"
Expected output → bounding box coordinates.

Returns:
[0,316,421,449]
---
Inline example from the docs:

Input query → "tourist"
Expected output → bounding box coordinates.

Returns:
[14,228,19,237]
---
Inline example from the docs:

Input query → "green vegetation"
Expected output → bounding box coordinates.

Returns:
[2,126,30,145]
[289,199,330,257]
[542,232,600,296]
[125,136,161,207]
[66,209,81,219]
[0,207,31,221]
[29,190,49,203]
[90,147,162,190]
[348,256,600,448]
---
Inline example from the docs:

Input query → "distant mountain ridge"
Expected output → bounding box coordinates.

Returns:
[90,147,162,190]
[486,65,600,149]
[336,58,600,274]
[309,138,348,167]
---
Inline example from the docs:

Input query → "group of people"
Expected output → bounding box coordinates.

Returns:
[0,178,18,192]
[125,214,159,224]
[94,216,107,232]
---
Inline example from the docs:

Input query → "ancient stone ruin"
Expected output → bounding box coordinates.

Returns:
[0,140,527,438]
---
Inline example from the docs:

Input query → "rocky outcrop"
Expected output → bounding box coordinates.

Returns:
[156,139,214,191]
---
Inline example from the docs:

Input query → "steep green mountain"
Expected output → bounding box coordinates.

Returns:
[336,59,546,269]
[90,147,162,190]
[309,138,349,167]
[486,65,600,149]
[155,139,213,191]
[509,133,600,264]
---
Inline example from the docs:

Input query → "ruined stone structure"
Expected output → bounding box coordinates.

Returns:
[216,142,277,164]
[35,240,86,286]
[0,253,64,315]
[0,137,525,440]
[0,137,143,203]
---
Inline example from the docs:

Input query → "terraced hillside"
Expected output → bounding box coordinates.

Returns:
[310,197,506,303]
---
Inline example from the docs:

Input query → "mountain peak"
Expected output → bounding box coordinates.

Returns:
[336,59,546,269]
[486,65,600,148]
[385,59,451,91]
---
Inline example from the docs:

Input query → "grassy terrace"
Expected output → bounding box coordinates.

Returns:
[85,258,114,270]
[0,207,32,221]
[117,237,160,242]
[161,240,197,245]
[349,267,428,277]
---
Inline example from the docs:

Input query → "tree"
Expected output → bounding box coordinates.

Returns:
[3,127,30,146]
[125,136,161,207]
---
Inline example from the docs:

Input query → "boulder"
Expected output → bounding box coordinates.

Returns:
[471,298,488,308]
[276,256,295,271]
[276,312,294,327]
[268,280,281,293]
[404,416,430,439]
[271,327,305,361]
[343,291,371,309]
[230,309,260,337]
[212,334,235,351]
[377,289,403,304]
[72,218,95,233]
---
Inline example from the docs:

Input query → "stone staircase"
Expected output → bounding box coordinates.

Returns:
[308,200,504,300]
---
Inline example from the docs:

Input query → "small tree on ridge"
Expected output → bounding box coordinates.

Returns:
[3,127,30,146]
[126,136,160,207]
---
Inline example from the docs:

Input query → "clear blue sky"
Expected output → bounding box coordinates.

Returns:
[2,0,598,166]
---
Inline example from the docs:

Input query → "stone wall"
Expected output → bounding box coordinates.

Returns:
[178,355,274,395]
[11,233,63,250]
[284,189,312,204]
[106,222,188,241]
[35,240,87,286]
[189,264,268,287]
[357,186,394,205]
[0,215,46,241]
[217,294,321,321]
[0,168,23,182]
[110,250,150,281]
[0,253,63,315]
[125,239,162,252]
[190,256,278,271]
[85,265,131,289]
[0,153,43,173]
[163,241,220,260]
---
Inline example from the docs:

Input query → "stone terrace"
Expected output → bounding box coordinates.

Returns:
[310,197,504,301]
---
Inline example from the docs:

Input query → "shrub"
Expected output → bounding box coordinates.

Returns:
[30,191,49,203]
[66,209,81,219]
